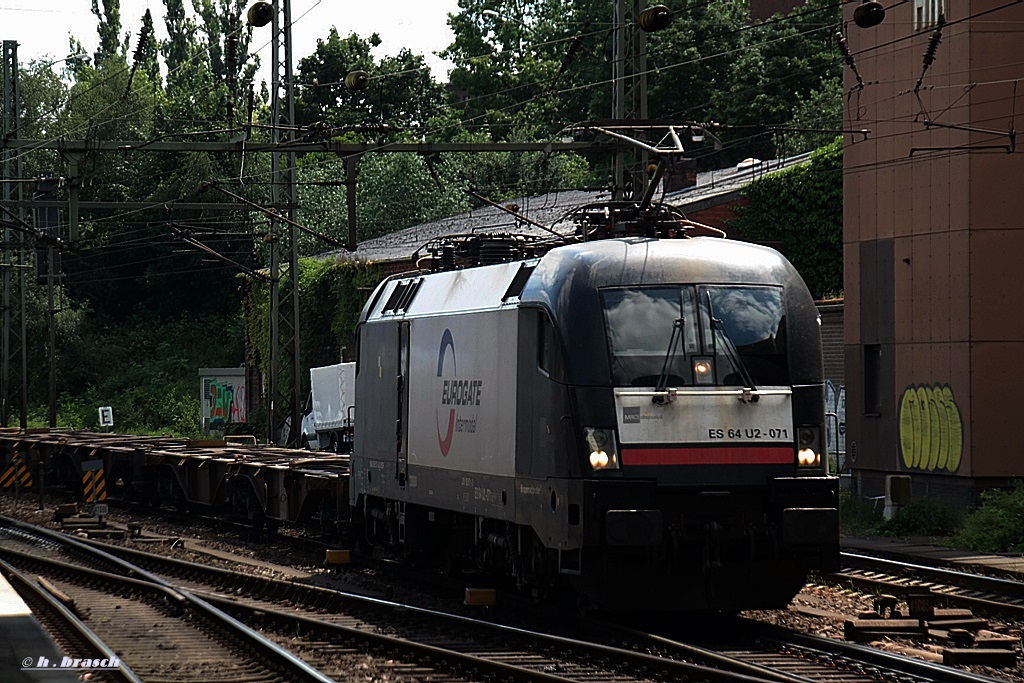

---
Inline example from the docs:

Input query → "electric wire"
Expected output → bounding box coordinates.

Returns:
[10,0,1021,264]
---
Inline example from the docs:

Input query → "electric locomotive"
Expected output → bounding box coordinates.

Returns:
[351,222,839,612]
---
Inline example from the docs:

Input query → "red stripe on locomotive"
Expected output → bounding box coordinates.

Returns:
[621,447,793,466]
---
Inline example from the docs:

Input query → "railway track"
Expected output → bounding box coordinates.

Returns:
[12,512,1015,683]
[0,515,781,683]
[3,502,1019,683]
[1,558,142,683]
[833,551,1024,618]
[0,525,333,682]
[588,611,1013,683]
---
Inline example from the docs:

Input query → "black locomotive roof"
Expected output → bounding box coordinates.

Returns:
[525,237,795,299]
[360,236,821,386]
[521,237,822,387]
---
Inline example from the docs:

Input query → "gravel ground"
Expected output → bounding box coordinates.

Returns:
[3,492,1023,682]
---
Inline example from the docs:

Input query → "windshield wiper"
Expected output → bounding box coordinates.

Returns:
[710,317,757,391]
[706,291,758,395]
[653,317,684,402]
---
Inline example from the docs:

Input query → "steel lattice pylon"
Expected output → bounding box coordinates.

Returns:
[267,0,303,446]
[1,41,27,429]
[612,0,649,200]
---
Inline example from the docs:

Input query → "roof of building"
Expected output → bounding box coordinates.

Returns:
[321,152,813,265]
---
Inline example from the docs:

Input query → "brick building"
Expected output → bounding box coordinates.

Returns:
[749,0,806,21]
[843,0,1024,504]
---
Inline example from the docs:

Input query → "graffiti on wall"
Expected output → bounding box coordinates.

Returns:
[208,380,246,427]
[898,384,963,473]
[202,372,247,432]
[825,381,846,472]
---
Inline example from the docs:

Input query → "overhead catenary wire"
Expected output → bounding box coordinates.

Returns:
[9,0,1015,268]
[13,0,843,197]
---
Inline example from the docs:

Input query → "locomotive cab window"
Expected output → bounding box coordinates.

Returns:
[699,286,788,386]
[602,287,699,387]
[602,285,788,387]
[538,312,566,381]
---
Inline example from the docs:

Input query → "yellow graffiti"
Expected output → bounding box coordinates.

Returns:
[898,384,963,473]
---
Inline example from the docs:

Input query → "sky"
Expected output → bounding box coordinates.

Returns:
[0,0,462,82]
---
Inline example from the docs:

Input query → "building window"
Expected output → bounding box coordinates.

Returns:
[914,0,945,30]
[864,344,882,415]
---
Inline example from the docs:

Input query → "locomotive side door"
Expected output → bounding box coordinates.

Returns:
[396,320,410,488]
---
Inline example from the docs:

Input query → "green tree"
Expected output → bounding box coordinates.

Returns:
[644,0,748,122]
[295,29,445,130]
[786,75,842,154]
[295,29,377,127]
[710,0,841,159]
[443,0,608,133]
[91,0,123,63]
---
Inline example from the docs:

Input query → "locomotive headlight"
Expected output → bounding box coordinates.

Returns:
[796,426,823,469]
[584,427,620,471]
[693,357,714,385]
[798,448,820,467]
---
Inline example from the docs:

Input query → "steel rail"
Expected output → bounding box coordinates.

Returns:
[743,620,1011,683]
[70,535,784,683]
[587,618,818,683]
[832,551,1024,620]
[841,550,1024,596]
[0,558,145,683]
[0,517,336,683]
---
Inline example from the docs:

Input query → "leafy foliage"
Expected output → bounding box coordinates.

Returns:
[840,491,964,538]
[708,0,840,159]
[839,490,881,536]
[953,486,1024,552]
[33,311,243,436]
[785,76,842,155]
[6,0,847,434]
[294,29,446,129]
[878,498,964,537]
[728,138,843,299]
[443,0,841,161]
[243,259,382,380]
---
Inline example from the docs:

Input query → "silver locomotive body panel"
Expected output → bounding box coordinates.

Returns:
[353,262,528,522]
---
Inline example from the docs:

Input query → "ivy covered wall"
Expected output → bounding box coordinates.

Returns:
[729,138,843,300]
[243,258,383,389]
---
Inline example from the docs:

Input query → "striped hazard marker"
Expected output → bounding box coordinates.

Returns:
[0,452,32,489]
[81,459,107,503]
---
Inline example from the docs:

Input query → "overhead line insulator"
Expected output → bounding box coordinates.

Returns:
[638,5,673,32]
[345,71,369,92]
[247,2,274,28]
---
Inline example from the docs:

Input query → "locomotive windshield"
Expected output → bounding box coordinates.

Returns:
[602,285,788,387]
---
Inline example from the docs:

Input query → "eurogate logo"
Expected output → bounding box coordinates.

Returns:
[435,328,483,456]
[436,329,457,456]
